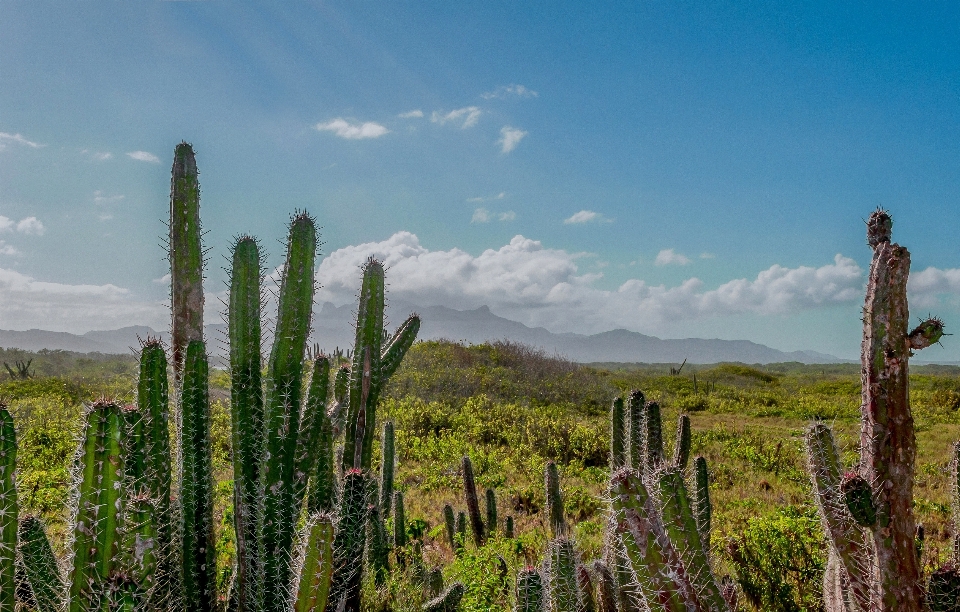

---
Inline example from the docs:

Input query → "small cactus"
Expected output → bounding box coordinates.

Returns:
[443,504,456,550]
[462,456,486,547]
[486,488,498,537]
[516,568,545,612]
[545,461,565,538]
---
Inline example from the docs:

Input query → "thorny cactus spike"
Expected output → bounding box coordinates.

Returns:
[227,235,264,612]
[516,568,545,612]
[423,582,465,612]
[576,565,596,612]
[443,504,456,549]
[0,404,17,612]
[180,340,217,612]
[169,141,204,381]
[609,397,626,469]
[804,210,941,611]
[589,561,617,612]
[462,456,486,546]
[330,469,369,612]
[261,213,317,612]
[692,455,712,550]
[136,340,172,610]
[505,516,514,540]
[381,313,421,381]
[103,575,141,612]
[69,401,124,612]
[18,516,64,612]
[673,414,691,471]
[292,513,334,612]
[295,356,331,509]
[626,391,644,472]
[545,461,565,538]
[367,504,390,587]
[122,495,158,600]
[120,406,145,495]
[547,537,579,612]
[486,488,498,536]
[380,421,395,519]
[644,401,664,473]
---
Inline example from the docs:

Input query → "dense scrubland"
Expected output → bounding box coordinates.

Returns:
[7,341,960,611]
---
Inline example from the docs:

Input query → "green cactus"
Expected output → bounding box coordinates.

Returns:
[18,516,64,612]
[927,566,960,612]
[179,340,217,612]
[626,390,644,471]
[516,568,545,612]
[0,404,18,612]
[425,567,444,600]
[331,469,369,612]
[296,356,331,511]
[293,513,334,612]
[367,503,390,587]
[692,455,712,549]
[169,141,204,381]
[643,400,663,472]
[576,565,596,612]
[423,582,465,612]
[380,421,396,519]
[505,516,514,540]
[547,537,579,612]
[394,491,408,550]
[589,561,617,612]
[609,397,626,470]
[673,414,691,470]
[121,495,158,601]
[462,456,486,547]
[485,488,498,537]
[69,400,125,612]
[841,472,877,528]
[444,504,456,549]
[545,461,565,538]
[455,512,467,554]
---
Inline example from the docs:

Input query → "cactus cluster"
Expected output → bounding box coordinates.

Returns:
[806,209,946,612]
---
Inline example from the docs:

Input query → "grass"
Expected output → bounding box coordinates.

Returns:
[7,340,960,611]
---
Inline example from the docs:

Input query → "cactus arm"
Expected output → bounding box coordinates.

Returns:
[589,561,617,612]
[547,537,580,612]
[380,314,420,380]
[306,408,335,515]
[485,489,498,536]
[610,469,699,612]
[295,356,330,508]
[367,503,390,586]
[443,504,456,549]
[692,456,712,549]
[380,421,395,519]
[545,461,565,538]
[330,470,368,611]
[179,340,217,612]
[261,213,318,611]
[292,513,334,612]
[859,209,923,610]
[169,141,204,380]
[516,568,545,612]
[610,397,626,469]
[673,414,691,471]
[227,236,265,612]
[18,516,64,612]
[0,405,18,612]
[626,391,644,472]
[805,424,871,610]
[644,401,664,473]
[69,401,124,612]
[462,456,486,546]
[656,469,727,611]
[423,582,465,612]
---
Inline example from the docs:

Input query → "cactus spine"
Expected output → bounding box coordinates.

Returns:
[0,404,17,612]
[297,356,331,511]
[673,414,691,470]
[331,469,368,612]
[18,516,64,612]
[545,461,565,538]
[516,568,545,612]
[806,210,943,612]
[546,538,579,612]
[609,397,626,470]
[626,391,644,471]
[169,141,204,381]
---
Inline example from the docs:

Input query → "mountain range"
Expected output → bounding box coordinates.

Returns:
[0,301,843,364]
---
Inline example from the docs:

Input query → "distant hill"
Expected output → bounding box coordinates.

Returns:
[0,302,843,364]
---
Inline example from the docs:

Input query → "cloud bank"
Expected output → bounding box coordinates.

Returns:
[316,119,389,140]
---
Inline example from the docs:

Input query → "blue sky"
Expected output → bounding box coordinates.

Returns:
[2,2,959,360]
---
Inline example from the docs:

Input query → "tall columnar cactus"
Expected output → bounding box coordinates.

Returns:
[516,568,545,612]
[444,504,456,549]
[169,141,204,380]
[485,488,498,536]
[293,514,334,612]
[394,491,408,566]
[69,401,125,612]
[122,495,158,602]
[576,565,596,612]
[805,210,943,612]
[462,456,486,547]
[673,414,691,470]
[626,391,644,471]
[423,582,465,612]
[331,469,369,612]
[179,340,217,612]
[18,516,64,612]
[546,537,579,612]
[0,404,17,612]
[545,461,565,538]
[297,356,331,511]
[380,421,396,519]
[367,503,390,587]
[589,561,617,612]
[609,397,626,470]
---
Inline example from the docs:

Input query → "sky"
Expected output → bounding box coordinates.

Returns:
[2,2,960,361]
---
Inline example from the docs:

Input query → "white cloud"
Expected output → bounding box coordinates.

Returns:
[0,267,165,332]
[93,152,112,161]
[315,232,867,335]
[315,118,390,140]
[700,252,716,259]
[431,107,482,128]
[498,211,517,221]
[564,210,611,224]
[908,266,960,308]
[0,242,19,256]
[398,110,424,118]
[0,215,45,235]
[15,217,44,236]
[153,273,171,284]
[471,208,491,223]
[498,126,527,153]
[94,191,125,205]
[655,249,692,266]
[467,192,506,203]
[482,84,539,99]
[0,132,43,150]
[127,151,160,163]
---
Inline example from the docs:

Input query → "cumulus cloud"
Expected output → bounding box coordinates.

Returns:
[431,107,482,128]
[0,242,19,256]
[398,110,424,118]
[0,215,45,236]
[0,267,165,332]
[482,84,538,99]
[314,232,867,334]
[563,210,611,224]
[127,151,160,163]
[316,118,390,140]
[471,208,491,223]
[655,249,691,266]
[499,211,516,221]
[0,132,43,150]
[498,126,527,153]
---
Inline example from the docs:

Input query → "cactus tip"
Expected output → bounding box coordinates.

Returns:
[866,207,893,247]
